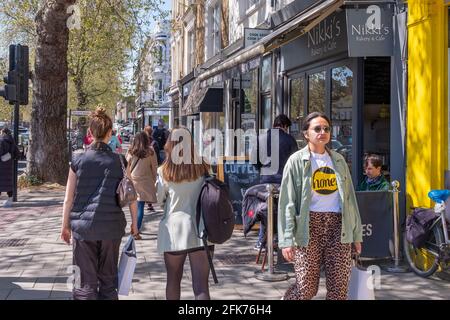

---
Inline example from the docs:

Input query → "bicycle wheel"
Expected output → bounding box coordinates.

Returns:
[403,225,444,277]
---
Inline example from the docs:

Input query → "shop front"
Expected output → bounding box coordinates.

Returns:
[195,1,407,245]
[221,55,273,157]
[182,76,225,170]
[279,7,402,189]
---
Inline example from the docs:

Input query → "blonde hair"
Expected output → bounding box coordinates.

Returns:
[161,128,210,183]
[89,105,112,140]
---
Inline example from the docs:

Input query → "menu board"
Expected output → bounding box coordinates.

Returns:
[217,157,260,225]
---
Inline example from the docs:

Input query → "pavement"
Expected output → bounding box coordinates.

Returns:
[1,186,450,300]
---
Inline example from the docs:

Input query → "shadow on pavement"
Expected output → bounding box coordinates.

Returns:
[0,276,72,300]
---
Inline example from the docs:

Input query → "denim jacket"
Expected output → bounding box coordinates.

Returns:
[277,146,363,248]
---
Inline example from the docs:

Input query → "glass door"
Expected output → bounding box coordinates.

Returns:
[287,59,359,180]
[331,64,354,171]
[308,70,326,114]
[289,75,306,149]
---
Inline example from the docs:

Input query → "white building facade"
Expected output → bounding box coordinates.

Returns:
[136,21,172,130]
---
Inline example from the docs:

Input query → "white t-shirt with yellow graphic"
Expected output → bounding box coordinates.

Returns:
[309,151,341,213]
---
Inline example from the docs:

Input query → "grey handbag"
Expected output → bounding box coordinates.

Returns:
[116,155,138,208]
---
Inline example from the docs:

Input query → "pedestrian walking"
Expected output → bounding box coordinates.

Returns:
[144,125,161,165]
[278,111,363,300]
[108,129,122,153]
[254,114,298,251]
[152,119,168,162]
[126,131,158,240]
[156,128,212,300]
[143,125,161,212]
[0,127,20,207]
[83,130,93,151]
[60,106,138,300]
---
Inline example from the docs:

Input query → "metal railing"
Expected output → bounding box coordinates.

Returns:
[255,184,289,281]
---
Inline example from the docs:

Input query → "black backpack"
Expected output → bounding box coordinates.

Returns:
[406,207,439,248]
[196,176,234,283]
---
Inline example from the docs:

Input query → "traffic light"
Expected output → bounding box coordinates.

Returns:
[17,45,29,105]
[0,44,29,105]
[0,71,17,103]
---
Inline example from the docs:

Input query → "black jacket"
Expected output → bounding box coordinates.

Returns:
[259,129,298,184]
[0,134,19,192]
[152,127,168,150]
[70,142,127,240]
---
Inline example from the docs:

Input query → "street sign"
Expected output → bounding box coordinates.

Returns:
[346,3,394,57]
[244,28,271,48]
[71,110,91,116]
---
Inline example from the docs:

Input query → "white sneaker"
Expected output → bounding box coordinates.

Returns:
[2,198,12,208]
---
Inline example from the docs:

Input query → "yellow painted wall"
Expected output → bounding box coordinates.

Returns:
[407,0,448,209]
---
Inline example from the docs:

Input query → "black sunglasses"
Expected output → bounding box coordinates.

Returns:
[311,126,331,133]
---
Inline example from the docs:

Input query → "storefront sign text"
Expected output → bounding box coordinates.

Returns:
[346,4,394,57]
[280,11,348,70]
[244,28,271,47]
[307,15,342,58]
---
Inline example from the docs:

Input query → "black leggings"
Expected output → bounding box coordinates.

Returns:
[0,192,12,197]
[164,246,214,300]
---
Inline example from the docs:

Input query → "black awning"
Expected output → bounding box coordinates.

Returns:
[199,88,223,112]
[182,79,223,115]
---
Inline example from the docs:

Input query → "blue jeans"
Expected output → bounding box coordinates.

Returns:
[257,223,265,245]
[137,201,145,231]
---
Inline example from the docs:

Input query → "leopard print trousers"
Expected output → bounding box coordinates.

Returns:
[283,212,352,300]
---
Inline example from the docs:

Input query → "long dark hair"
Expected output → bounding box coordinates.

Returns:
[128,132,154,158]
[302,112,332,131]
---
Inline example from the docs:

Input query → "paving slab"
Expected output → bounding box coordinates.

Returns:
[1,186,450,300]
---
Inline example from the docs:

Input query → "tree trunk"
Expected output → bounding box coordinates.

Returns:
[28,0,76,185]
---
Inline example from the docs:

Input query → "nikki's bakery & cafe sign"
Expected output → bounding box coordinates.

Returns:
[346,2,394,57]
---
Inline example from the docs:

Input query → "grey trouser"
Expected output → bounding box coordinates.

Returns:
[72,239,121,300]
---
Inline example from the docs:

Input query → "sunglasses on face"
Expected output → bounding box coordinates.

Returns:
[311,126,331,134]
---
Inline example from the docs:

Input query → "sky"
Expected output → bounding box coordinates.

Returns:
[122,0,172,95]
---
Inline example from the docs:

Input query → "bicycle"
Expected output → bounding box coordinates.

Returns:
[403,189,450,277]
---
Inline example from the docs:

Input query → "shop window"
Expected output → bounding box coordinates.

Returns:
[362,57,391,179]
[201,112,225,171]
[241,69,258,155]
[242,69,258,131]
[261,96,272,129]
[331,65,354,169]
[187,114,201,156]
[290,77,305,149]
[261,56,272,93]
[308,71,326,114]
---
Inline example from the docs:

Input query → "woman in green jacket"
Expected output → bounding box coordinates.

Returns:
[278,112,363,300]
